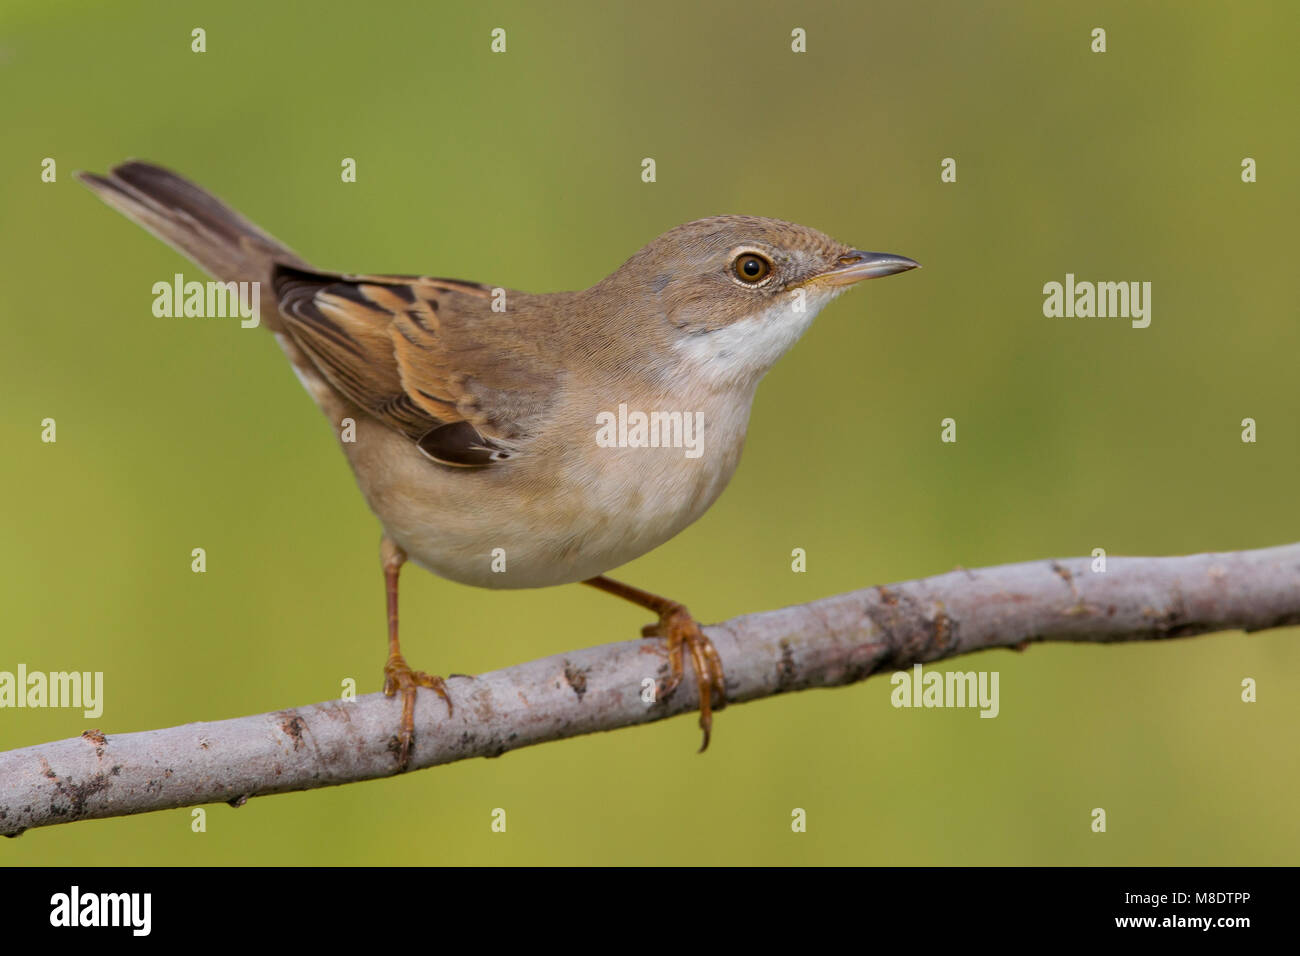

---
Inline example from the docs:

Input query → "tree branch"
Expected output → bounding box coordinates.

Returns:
[3,543,1297,836]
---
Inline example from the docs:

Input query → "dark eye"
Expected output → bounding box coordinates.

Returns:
[733,253,772,283]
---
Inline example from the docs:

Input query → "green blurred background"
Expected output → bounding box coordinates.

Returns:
[3,0,1298,865]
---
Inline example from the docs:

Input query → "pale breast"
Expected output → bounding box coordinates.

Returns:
[342,386,754,590]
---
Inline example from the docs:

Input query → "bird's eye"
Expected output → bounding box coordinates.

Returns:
[733,253,772,283]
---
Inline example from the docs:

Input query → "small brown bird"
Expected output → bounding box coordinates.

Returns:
[80,161,918,767]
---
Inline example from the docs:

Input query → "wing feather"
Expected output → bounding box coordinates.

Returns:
[271,265,555,461]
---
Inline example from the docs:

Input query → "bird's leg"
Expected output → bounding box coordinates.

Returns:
[583,575,726,751]
[380,536,451,770]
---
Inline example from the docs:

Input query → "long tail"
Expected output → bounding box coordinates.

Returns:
[79,161,349,416]
[78,161,313,332]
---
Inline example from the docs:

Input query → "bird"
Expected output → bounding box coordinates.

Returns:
[79,161,919,768]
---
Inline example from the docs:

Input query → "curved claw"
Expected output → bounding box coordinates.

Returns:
[383,653,452,770]
[647,606,726,751]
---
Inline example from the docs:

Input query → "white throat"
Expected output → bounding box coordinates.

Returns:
[671,288,844,389]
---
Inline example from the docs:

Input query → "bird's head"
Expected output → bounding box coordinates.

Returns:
[602,215,919,387]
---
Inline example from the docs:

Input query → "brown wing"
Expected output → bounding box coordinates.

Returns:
[272,265,554,465]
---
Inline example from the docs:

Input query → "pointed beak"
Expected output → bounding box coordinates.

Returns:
[810,250,921,287]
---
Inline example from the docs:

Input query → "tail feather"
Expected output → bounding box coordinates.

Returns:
[80,161,350,418]
[77,161,310,292]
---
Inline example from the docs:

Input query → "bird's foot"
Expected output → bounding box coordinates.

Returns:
[641,604,726,751]
[382,653,452,771]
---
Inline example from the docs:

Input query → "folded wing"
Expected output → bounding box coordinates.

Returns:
[272,266,554,466]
